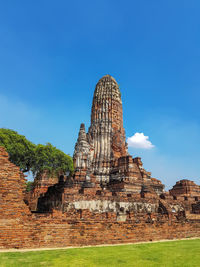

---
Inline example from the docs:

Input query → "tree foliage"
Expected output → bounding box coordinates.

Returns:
[32,143,74,177]
[0,128,36,172]
[0,128,73,177]
[26,181,34,192]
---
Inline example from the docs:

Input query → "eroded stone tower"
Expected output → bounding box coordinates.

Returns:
[89,75,128,180]
[74,75,128,184]
[33,75,200,232]
[73,75,164,194]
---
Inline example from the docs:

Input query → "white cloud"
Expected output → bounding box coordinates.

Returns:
[127,132,155,149]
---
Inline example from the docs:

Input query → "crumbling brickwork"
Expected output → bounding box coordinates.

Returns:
[25,170,59,211]
[0,142,200,249]
[170,179,200,198]
[0,147,30,218]
[0,75,200,249]
[73,75,164,194]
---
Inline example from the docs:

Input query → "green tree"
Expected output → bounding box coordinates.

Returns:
[32,143,73,177]
[0,128,74,177]
[0,128,36,172]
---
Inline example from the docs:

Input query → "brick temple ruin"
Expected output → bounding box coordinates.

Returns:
[0,75,200,249]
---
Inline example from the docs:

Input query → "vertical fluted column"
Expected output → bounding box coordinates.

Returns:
[87,75,128,182]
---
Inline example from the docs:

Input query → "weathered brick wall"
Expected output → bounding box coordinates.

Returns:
[25,170,59,211]
[0,147,32,249]
[1,211,200,249]
[0,146,200,249]
[0,147,30,217]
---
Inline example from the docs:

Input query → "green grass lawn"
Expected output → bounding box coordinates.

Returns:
[0,239,199,267]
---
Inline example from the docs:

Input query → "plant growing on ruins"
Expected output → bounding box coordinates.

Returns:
[25,181,34,192]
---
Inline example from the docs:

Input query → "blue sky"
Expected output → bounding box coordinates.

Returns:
[0,0,200,189]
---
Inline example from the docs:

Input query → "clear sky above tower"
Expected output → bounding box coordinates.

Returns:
[0,0,200,189]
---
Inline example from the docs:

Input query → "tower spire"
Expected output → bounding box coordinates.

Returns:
[87,75,128,183]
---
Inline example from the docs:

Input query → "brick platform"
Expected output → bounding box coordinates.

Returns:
[0,146,200,249]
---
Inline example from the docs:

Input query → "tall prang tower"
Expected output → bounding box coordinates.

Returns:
[74,75,128,184]
[73,75,164,194]
[88,75,128,181]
